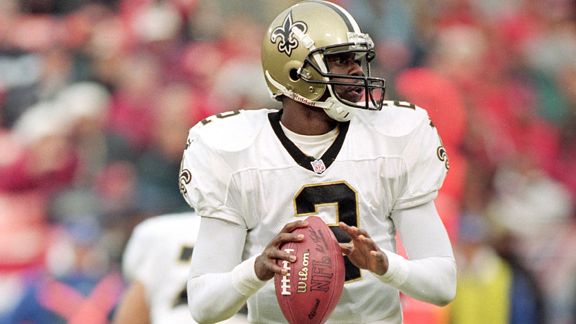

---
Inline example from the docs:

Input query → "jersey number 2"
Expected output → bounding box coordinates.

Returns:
[294,181,361,281]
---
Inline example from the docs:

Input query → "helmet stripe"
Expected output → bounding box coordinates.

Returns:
[309,0,360,33]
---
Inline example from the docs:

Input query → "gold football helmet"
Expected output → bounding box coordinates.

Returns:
[262,0,386,121]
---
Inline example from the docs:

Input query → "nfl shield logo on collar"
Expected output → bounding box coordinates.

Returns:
[311,159,326,174]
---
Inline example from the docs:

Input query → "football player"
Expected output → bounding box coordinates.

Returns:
[178,1,456,323]
[112,212,248,324]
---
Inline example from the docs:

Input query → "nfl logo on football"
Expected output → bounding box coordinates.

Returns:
[311,159,326,174]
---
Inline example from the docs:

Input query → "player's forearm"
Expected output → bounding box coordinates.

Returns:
[385,201,456,305]
[379,252,456,306]
[188,256,266,323]
[188,273,247,323]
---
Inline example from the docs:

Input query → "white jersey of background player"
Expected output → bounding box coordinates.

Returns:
[179,1,455,323]
[113,213,249,324]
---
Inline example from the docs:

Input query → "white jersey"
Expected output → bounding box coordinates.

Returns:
[179,101,448,323]
[122,213,249,324]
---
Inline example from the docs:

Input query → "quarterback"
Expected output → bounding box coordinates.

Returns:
[179,1,456,323]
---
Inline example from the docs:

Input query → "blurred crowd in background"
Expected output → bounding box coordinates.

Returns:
[0,0,574,323]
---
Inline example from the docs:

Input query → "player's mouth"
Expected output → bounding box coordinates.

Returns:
[343,86,364,102]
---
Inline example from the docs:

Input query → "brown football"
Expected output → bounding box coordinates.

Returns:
[274,216,345,324]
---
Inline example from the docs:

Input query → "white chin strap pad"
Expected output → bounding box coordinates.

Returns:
[322,97,354,122]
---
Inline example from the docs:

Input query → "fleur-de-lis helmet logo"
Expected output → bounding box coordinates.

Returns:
[270,11,308,57]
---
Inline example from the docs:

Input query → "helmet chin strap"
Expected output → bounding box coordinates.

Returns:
[265,71,354,122]
[321,93,355,122]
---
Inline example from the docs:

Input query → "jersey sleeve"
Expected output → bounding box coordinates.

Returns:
[395,110,449,210]
[179,126,245,226]
[122,221,157,284]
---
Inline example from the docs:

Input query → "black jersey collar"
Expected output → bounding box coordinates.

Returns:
[268,110,349,174]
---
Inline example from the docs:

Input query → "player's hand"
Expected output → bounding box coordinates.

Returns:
[338,222,388,276]
[254,220,308,281]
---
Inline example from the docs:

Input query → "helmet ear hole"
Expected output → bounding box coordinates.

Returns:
[289,68,300,81]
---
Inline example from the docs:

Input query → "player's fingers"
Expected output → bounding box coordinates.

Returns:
[339,242,354,255]
[351,233,371,245]
[356,227,371,238]
[275,232,305,246]
[357,234,373,245]
[356,235,380,252]
[340,224,371,241]
[338,222,351,231]
[267,259,290,276]
[338,222,360,238]
[255,255,282,280]
[269,247,297,263]
[255,248,297,280]
[281,219,308,233]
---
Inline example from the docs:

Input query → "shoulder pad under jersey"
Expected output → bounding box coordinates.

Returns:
[187,109,276,152]
[354,100,431,137]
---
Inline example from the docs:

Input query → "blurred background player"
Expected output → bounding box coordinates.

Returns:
[113,211,248,324]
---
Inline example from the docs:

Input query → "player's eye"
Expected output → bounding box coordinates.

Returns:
[327,53,358,66]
